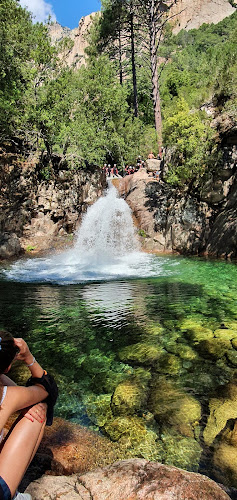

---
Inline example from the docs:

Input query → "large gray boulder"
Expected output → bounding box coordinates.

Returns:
[0,232,22,259]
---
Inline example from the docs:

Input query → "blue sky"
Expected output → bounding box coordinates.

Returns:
[19,0,101,29]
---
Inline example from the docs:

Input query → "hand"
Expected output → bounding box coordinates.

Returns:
[14,338,32,365]
[22,402,47,423]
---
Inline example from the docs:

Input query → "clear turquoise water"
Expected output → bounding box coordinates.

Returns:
[0,254,237,485]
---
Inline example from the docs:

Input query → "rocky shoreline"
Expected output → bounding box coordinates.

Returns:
[25,459,232,500]
[15,417,233,499]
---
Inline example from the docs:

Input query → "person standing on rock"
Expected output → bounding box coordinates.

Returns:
[0,331,58,500]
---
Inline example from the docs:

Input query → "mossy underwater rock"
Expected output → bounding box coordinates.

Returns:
[119,342,163,365]
[214,328,237,340]
[232,337,237,350]
[104,415,163,462]
[203,382,237,446]
[213,420,237,488]
[111,379,147,416]
[156,352,183,375]
[197,338,231,359]
[104,415,147,442]
[213,441,237,488]
[161,427,202,472]
[165,341,198,361]
[179,319,214,343]
[85,394,113,427]
[148,378,201,438]
[226,350,237,366]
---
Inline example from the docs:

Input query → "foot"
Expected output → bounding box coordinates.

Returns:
[13,491,32,500]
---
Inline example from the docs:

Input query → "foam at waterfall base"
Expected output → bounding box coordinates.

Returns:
[2,251,177,284]
[1,184,178,284]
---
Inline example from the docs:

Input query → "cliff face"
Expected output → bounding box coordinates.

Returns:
[0,153,106,258]
[171,0,235,33]
[115,136,237,259]
[48,1,235,68]
[48,13,98,69]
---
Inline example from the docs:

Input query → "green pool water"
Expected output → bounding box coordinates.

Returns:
[1,254,237,487]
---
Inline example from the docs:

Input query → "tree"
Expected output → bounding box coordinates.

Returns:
[0,0,58,148]
[136,0,181,156]
[0,0,33,140]
[91,0,140,117]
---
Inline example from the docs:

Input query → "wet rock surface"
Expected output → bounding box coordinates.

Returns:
[0,232,22,258]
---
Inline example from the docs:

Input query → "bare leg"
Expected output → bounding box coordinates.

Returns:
[0,415,46,498]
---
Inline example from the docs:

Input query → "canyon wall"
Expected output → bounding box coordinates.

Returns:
[0,152,106,258]
[48,1,236,69]
[171,0,235,33]
[115,136,237,259]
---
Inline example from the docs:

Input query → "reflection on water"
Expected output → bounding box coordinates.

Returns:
[0,255,237,489]
[81,281,136,327]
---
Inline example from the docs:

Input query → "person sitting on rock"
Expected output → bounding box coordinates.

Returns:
[155,170,160,181]
[0,331,58,500]
[148,151,155,159]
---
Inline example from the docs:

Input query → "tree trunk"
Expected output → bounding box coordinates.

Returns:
[130,1,138,117]
[118,22,123,85]
[148,0,163,156]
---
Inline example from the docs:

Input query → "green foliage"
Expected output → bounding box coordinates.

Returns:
[159,11,237,184]
[160,11,237,113]
[0,0,236,184]
[26,245,36,252]
[0,0,33,138]
[163,99,217,185]
[0,0,57,142]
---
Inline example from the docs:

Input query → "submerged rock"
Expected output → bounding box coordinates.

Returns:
[203,382,237,446]
[35,417,122,475]
[148,378,201,438]
[213,421,237,488]
[111,379,147,416]
[197,338,231,359]
[156,352,183,375]
[0,232,22,258]
[179,319,214,343]
[161,428,202,472]
[26,458,231,499]
[119,342,163,365]
[214,329,237,341]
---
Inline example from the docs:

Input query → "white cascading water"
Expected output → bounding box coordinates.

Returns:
[2,183,173,283]
[72,183,139,262]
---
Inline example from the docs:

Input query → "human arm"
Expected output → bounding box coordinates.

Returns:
[0,374,17,386]
[12,338,58,425]
[14,338,44,379]
[0,372,46,423]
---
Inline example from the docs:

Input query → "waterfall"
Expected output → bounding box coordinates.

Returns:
[3,183,166,283]
[66,182,139,265]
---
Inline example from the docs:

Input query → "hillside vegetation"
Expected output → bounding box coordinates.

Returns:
[161,12,237,183]
[0,0,236,185]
